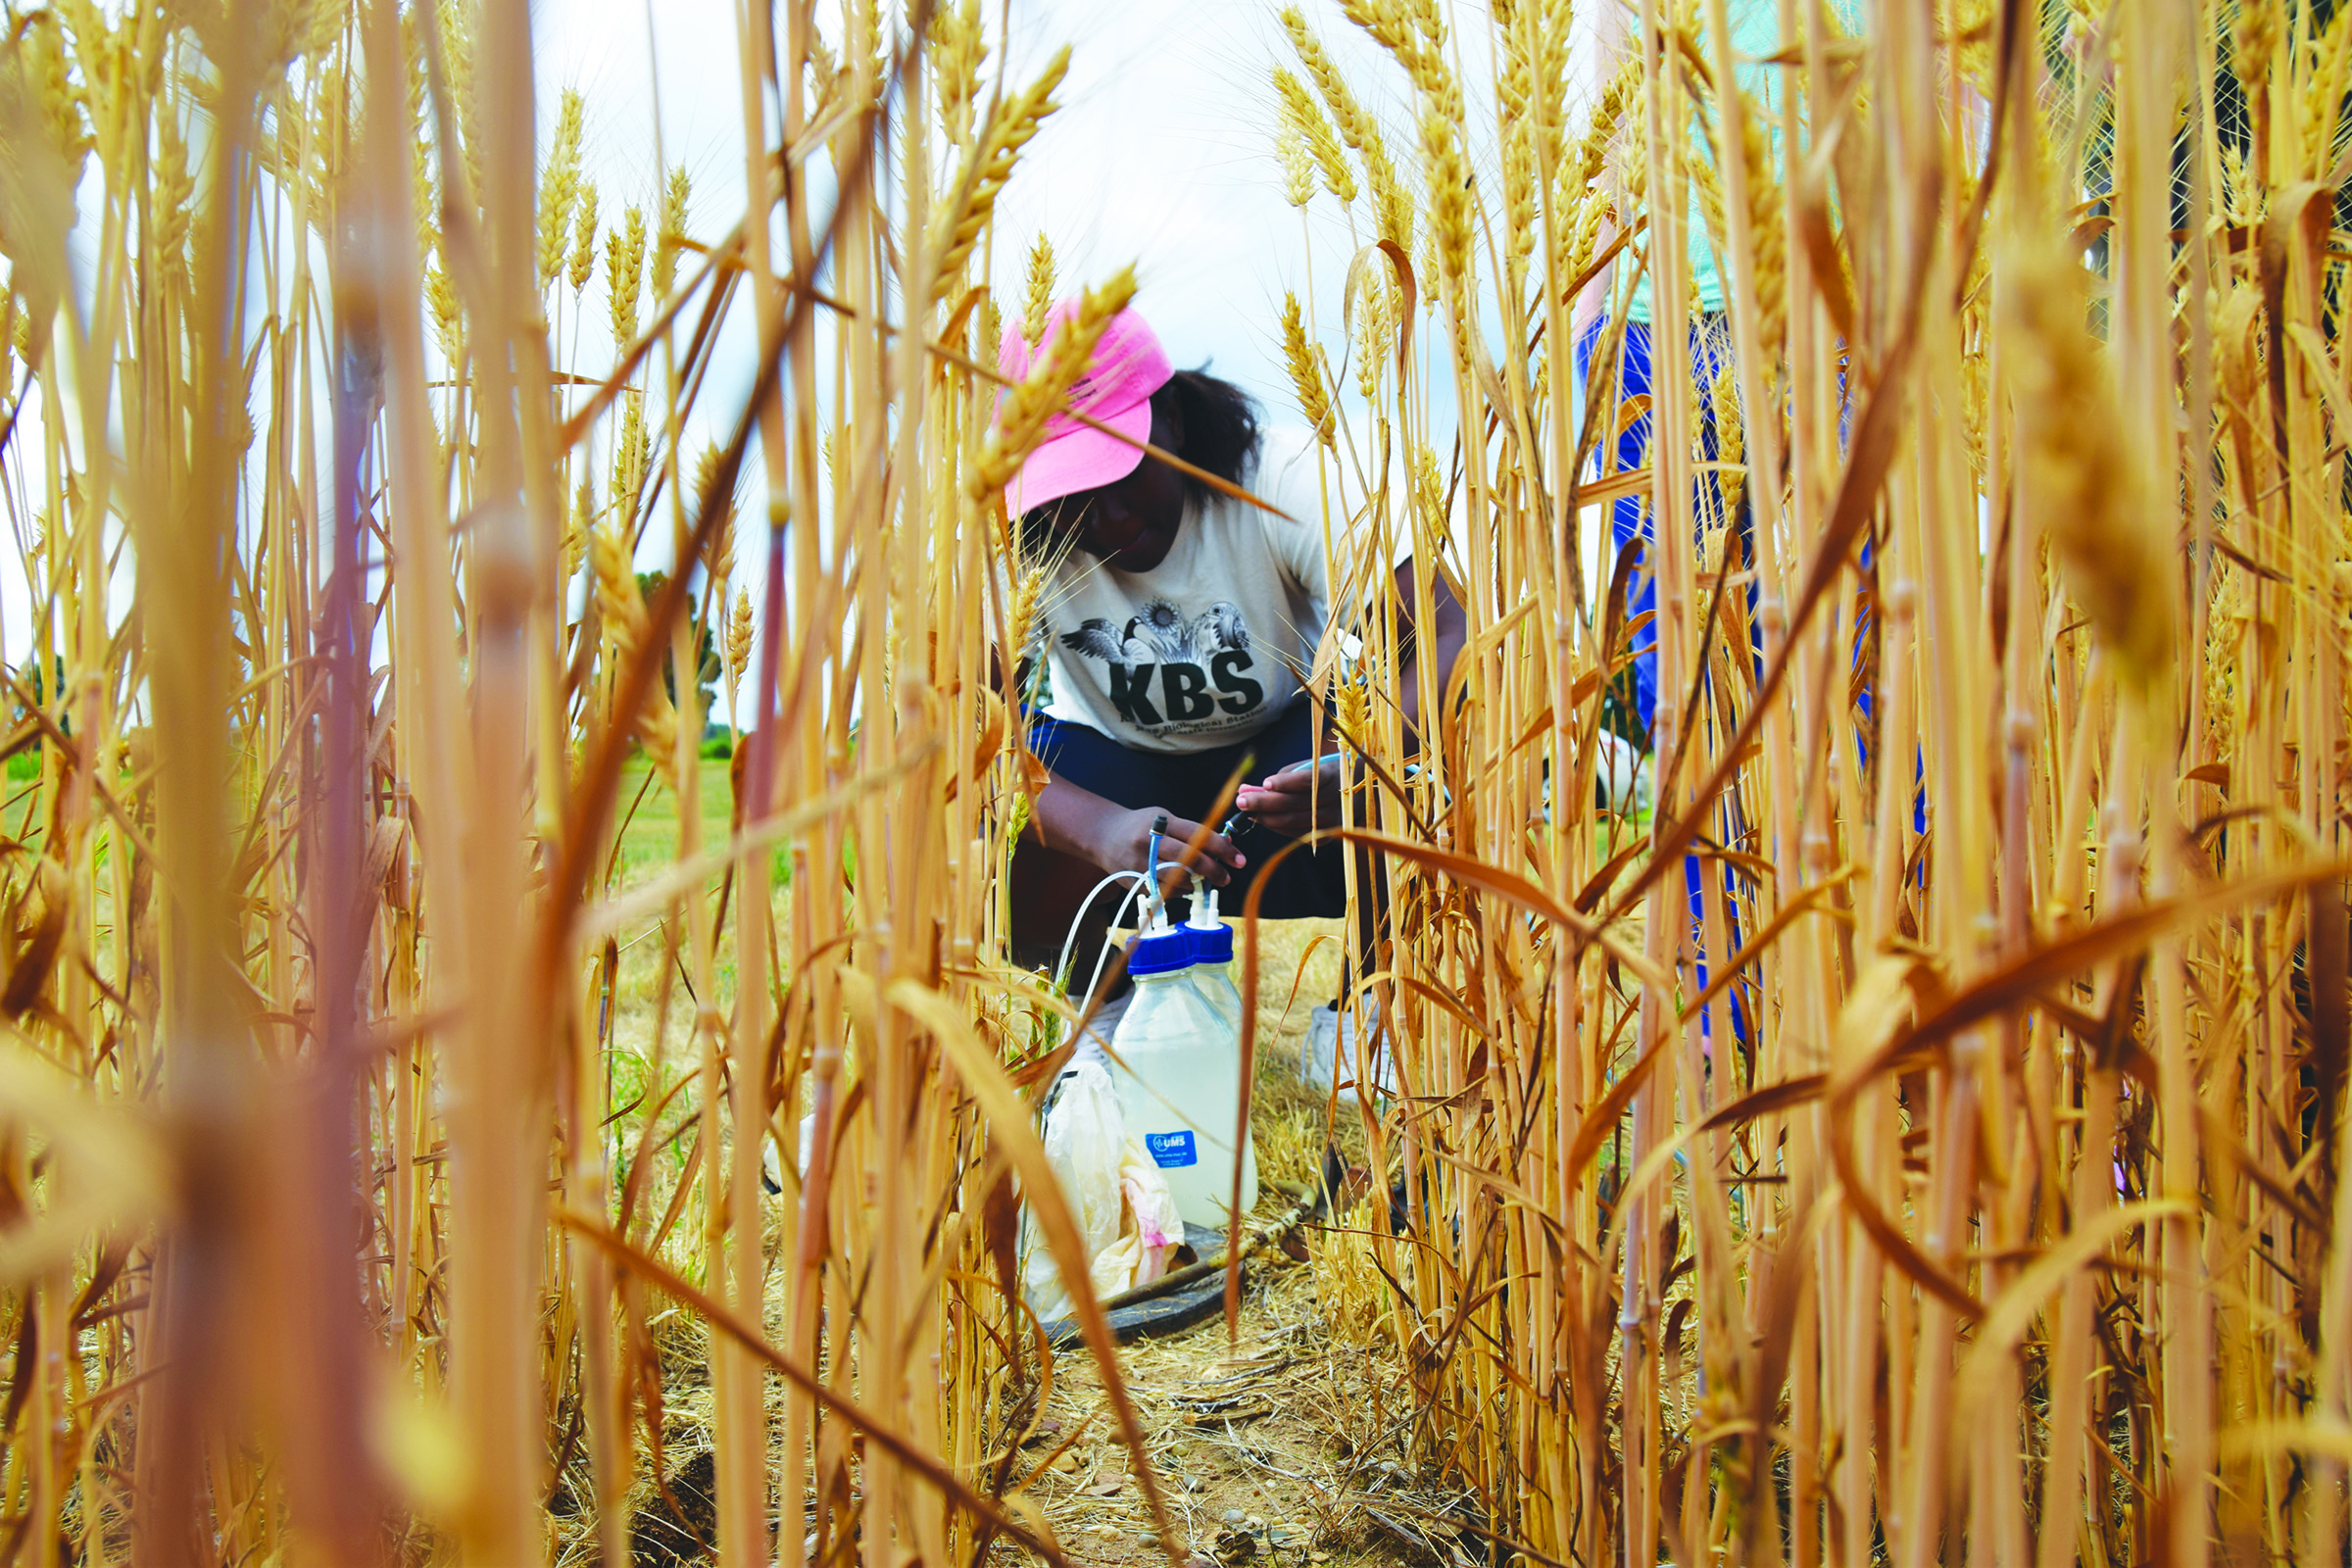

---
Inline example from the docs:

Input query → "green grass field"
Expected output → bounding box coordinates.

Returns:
[607,751,736,894]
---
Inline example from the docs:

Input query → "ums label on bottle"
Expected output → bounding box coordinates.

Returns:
[1145,1130,1197,1168]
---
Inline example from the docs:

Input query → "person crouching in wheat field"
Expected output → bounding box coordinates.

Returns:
[998,297,1462,1032]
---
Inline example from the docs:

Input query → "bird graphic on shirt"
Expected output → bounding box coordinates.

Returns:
[1058,618,1157,663]
[1130,599,1190,659]
[1059,599,1252,664]
[1193,602,1250,656]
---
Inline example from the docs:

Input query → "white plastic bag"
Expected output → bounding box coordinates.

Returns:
[1304,996,1394,1097]
[1021,1059,1179,1322]
[1119,1139,1183,1289]
[1593,730,1652,814]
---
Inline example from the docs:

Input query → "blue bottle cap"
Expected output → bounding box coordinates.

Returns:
[1187,920,1233,964]
[1125,928,1195,977]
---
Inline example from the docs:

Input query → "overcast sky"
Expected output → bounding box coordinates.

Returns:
[525,0,1621,717]
[521,0,1491,723]
[533,0,1478,432]
[3,2,1626,716]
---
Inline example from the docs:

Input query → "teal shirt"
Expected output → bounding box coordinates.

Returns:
[1628,0,1798,323]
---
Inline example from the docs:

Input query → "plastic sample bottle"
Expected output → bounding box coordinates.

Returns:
[1183,887,1244,1030]
[1109,915,1258,1228]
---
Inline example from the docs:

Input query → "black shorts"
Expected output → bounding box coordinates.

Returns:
[1026,697,1348,919]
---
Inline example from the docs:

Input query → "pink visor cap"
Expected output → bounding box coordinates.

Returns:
[997,300,1173,517]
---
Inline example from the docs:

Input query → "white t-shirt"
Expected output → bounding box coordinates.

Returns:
[1030,454,1328,755]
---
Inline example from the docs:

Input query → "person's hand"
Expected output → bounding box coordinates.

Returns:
[1091,807,1247,895]
[1233,756,1344,838]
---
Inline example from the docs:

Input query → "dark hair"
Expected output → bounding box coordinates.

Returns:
[1016,368,1261,557]
[1160,368,1261,506]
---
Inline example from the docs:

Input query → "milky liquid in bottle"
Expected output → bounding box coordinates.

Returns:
[1108,914,1257,1227]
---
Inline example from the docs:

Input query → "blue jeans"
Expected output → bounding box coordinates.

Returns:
[1027,697,1348,920]
[1575,315,1755,1050]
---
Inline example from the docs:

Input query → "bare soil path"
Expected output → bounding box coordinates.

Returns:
[998,918,1482,1568]
[1006,1253,1470,1568]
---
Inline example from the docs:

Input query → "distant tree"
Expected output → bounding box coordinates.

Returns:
[13,654,68,736]
[635,571,720,724]
[1599,663,1646,753]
